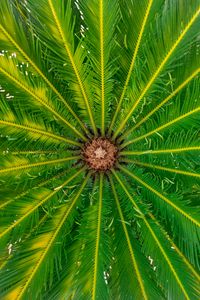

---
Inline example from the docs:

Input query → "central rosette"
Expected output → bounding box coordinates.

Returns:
[82,137,118,171]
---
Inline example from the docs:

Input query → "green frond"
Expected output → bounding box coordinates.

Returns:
[0,0,89,136]
[117,165,200,269]
[121,73,200,147]
[91,173,103,299]
[121,129,200,159]
[0,166,85,212]
[109,0,154,134]
[112,171,200,299]
[110,176,162,300]
[124,67,200,137]
[149,212,200,281]
[0,155,80,175]
[0,153,82,193]
[0,169,85,253]
[0,119,79,147]
[122,146,200,155]
[80,0,120,134]
[0,174,89,299]
[10,150,63,155]
[113,4,200,137]
[21,0,97,134]
[140,218,199,300]
[119,165,200,227]
[0,54,86,141]
[124,107,200,147]
[122,159,200,179]
[0,94,79,149]
[118,33,200,138]
[64,174,111,300]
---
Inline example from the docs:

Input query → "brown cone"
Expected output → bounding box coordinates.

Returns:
[82,138,118,171]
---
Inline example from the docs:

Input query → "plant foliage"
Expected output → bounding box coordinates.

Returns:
[0,0,200,299]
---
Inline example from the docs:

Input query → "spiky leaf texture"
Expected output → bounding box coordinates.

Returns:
[0,0,200,299]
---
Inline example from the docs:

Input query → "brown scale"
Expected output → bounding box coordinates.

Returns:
[82,138,118,171]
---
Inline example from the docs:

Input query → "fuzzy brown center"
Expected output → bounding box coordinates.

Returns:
[83,138,118,171]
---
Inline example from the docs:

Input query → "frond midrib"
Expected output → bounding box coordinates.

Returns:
[0,167,85,240]
[47,0,97,135]
[125,68,200,135]
[122,106,200,147]
[92,173,103,300]
[0,65,86,141]
[121,146,200,155]
[108,0,153,134]
[121,159,200,178]
[0,23,89,137]
[0,119,79,145]
[112,170,192,300]
[16,173,89,300]
[119,165,200,227]
[110,176,148,300]
[100,0,105,136]
[0,156,80,174]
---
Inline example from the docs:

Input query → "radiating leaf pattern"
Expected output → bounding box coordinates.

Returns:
[0,0,199,299]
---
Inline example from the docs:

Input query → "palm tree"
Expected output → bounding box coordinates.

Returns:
[0,0,199,299]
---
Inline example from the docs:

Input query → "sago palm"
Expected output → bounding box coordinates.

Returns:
[0,0,200,299]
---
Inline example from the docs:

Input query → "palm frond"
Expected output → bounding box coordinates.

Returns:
[117,165,200,269]
[125,67,200,137]
[112,170,200,299]
[113,4,200,138]
[121,76,200,148]
[119,165,200,226]
[109,176,163,300]
[122,146,200,155]
[149,212,200,281]
[0,173,89,299]
[122,159,200,179]
[65,174,111,299]
[0,155,80,175]
[0,0,89,136]
[80,0,120,134]
[108,0,154,133]
[0,54,87,141]
[121,129,200,156]
[23,0,97,134]
[0,94,79,150]
[0,119,79,146]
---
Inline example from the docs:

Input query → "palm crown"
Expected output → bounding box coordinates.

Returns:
[0,0,200,299]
